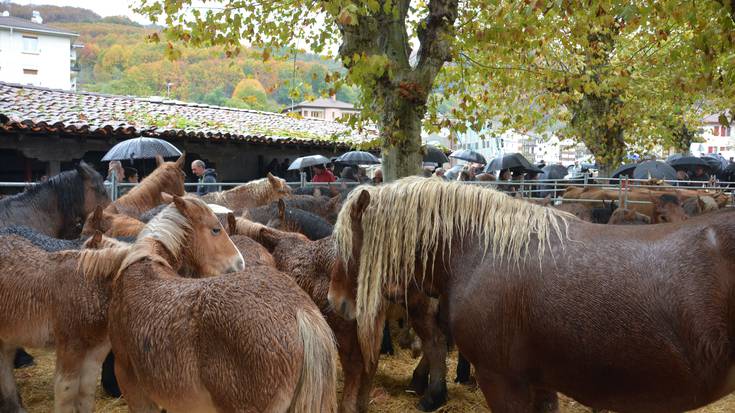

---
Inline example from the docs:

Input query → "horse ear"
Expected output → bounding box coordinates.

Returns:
[75,162,89,178]
[266,172,278,186]
[697,196,706,211]
[277,198,286,220]
[227,212,237,235]
[160,192,174,204]
[174,153,186,168]
[172,195,188,214]
[91,205,104,226]
[350,190,371,221]
[327,194,341,209]
[155,155,164,167]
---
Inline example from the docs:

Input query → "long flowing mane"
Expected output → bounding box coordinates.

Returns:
[334,177,571,351]
[77,246,132,279]
[202,174,290,209]
[117,200,194,276]
[110,162,184,216]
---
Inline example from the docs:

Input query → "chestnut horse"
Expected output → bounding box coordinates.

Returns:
[329,177,735,413]
[104,154,185,218]
[0,232,130,413]
[82,205,146,237]
[235,217,448,411]
[201,172,292,214]
[109,197,336,412]
[0,162,109,239]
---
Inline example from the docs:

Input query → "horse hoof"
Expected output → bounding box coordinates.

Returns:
[416,394,447,412]
[13,349,35,369]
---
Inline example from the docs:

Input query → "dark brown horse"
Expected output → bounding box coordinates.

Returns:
[109,197,336,412]
[235,217,448,412]
[329,177,735,413]
[0,162,109,239]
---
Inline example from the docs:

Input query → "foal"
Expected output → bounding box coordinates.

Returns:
[109,197,336,412]
[201,172,292,214]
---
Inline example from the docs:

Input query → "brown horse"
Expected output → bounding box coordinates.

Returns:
[235,217,448,411]
[329,177,735,413]
[81,205,146,237]
[202,172,292,214]
[0,162,109,239]
[109,197,336,412]
[104,154,185,218]
[0,233,129,413]
[607,208,651,225]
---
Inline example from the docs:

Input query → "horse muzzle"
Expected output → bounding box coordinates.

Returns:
[328,292,356,320]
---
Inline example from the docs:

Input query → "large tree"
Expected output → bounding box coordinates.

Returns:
[137,0,459,181]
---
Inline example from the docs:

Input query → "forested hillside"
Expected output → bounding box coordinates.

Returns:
[0,2,357,112]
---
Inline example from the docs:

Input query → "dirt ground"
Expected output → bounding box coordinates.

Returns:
[16,348,735,412]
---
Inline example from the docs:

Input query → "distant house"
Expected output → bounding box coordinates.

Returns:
[692,112,734,157]
[0,82,375,184]
[0,11,82,90]
[282,96,360,121]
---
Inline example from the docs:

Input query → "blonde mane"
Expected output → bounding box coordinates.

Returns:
[77,246,132,279]
[202,175,289,209]
[334,177,571,360]
[110,162,184,215]
[233,216,267,238]
[117,200,194,277]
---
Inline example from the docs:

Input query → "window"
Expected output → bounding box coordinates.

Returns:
[22,36,39,53]
[713,125,732,136]
[310,111,323,119]
[23,69,38,75]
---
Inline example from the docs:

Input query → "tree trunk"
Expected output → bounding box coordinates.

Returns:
[379,92,425,181]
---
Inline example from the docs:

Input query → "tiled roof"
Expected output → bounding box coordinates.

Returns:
[0,82,376,149]
[0,16,78,37]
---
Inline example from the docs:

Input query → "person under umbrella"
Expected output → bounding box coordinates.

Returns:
[312,164,336,183]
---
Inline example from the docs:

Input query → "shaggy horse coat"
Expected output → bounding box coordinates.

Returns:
[0,162,109,239]
[243,194,341,225]
[0,233,129,413]
[104,154,186,219]
[328,177,735,413]
[201,172,292,214]
[109,197,335,412]
[235,217,448,411]
[266,199,334,240]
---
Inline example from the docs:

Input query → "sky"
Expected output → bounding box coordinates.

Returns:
[9,0,152,24]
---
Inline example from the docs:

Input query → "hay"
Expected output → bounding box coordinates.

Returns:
[16,348,735,412]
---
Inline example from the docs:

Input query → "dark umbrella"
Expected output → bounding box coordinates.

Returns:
[449,149,487,165]
[101,137,182,161]
[666,153,684,163]
[668,156,711,172]
[484,153,542,173]
[422,145,450,165]
[538,164,568,180]
[632,160,677,180]
[335,151,381,165]
[288,155,331,171]
[702,154,728,173]
[611,162,638,179]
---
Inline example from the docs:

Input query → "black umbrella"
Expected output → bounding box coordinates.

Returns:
[484,153,542,173]
[539,164,569,180]
[335,151,381,165]
[422,145,450,165]
[632,160,677,180]
[449,149,487,165]
[668,156,711,172]
[288,155,331,171]
[666,153,684,163]
[702,154,728,173]
[101,137,182,161]
[611,162,638,179]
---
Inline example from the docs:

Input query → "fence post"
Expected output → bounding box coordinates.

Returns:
[300,171,306,188]
[111,170,118,201]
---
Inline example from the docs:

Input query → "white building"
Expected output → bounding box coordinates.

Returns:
[0,12,81,90]
[282,96,360,121]
[690,113,734,159]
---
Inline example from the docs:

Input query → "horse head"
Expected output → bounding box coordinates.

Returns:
[653,194,688,224]
[77,161,111,218]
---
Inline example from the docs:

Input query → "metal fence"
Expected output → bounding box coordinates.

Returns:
[1,175,732,209]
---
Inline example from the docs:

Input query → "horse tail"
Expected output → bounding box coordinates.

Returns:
[289,307,337,413]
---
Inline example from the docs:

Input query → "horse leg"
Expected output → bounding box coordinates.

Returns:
[475,369,534,413]
[75,343,110,412]
[113,354,159,413]
[407,294,447,412]
[379,320,394,355]
[533,388,559,413]
[0,342,25,413]
[53,347,83,413]
[455,352,472,384]
[334,320,375,413]
[408,355,429,396]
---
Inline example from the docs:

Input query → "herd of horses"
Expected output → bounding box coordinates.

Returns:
[0,154,734,413]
